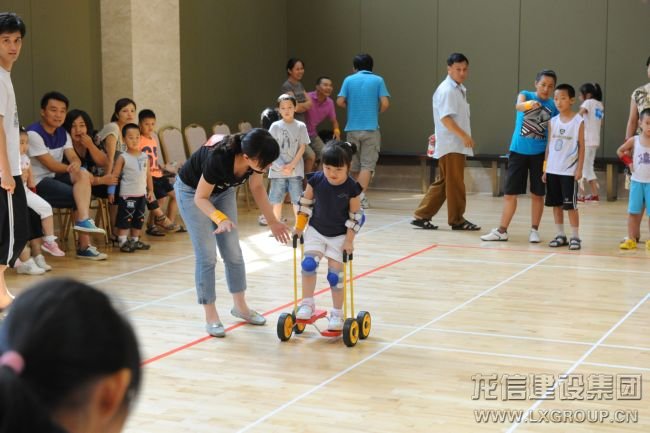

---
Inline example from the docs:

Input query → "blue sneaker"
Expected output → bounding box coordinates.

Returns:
[76,245,108,260]
[73,218,106,235]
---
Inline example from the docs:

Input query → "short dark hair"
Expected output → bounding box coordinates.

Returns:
[40,91,69,110]
[555,83,575,99]
[353,54,374,72]
[63,109,95,137]
[0,12,26,37]
[122,123,140,137]
[315,76,331,86]
[447,53,469,66]
[646,56,650,67]
[138,109,156,123]
[277,93,297,107]
[640,108,650,120]
[535,69,557,84]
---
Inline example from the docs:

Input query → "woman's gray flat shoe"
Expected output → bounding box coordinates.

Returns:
[231,308,266,325]
[205,321,226,337]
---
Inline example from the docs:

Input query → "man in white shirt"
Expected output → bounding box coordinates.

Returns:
[0,12,29,308]
[27,91,107,260]
[411,53,480,231]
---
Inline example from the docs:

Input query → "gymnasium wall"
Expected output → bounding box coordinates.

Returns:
[179,0,288,133]
[6,0,103,129]
[5,0,649,158]
[281,0,650,157]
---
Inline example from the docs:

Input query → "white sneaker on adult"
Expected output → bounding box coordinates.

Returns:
[528,229,541,243]
[33,254,52,271]
[480,228,508,241]
[16,258,46,275]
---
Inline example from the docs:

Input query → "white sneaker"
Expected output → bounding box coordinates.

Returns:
[480,228,508,241]
[328,314,344,331]
[528,229,541,243]
[33,254,52,271]
[295,303,314,320]
[257,214,268,226]
[16,258,46,275]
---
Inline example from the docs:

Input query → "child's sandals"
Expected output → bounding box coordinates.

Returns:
[155,214,182,232]
[548,235,568,247]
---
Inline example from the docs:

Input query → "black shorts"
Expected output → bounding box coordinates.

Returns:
[152,176,174,200]
[116,196,146,230]
[504,151,546,196]
[0,178,30,266]
[26,208,44,241]
[545,173,578,210]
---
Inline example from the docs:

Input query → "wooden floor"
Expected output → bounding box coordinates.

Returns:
[5,191,649,432]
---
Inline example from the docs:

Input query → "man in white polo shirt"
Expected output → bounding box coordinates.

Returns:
[411,53,480,231]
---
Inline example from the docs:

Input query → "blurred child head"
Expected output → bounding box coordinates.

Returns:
[122,123,141,151]
[321,140,357,185]
[260,107,280,130]
[0,278,141,433]
[277,94,296,123]
[138,109,156,138]
[579,83,602,102]
[19,126,28,155]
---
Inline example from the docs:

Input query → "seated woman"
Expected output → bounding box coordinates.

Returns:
[0,278,142,433]
[63,109,118,198]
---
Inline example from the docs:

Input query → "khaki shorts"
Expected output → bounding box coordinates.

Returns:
[303,135,326,163]
[346,130,381,172]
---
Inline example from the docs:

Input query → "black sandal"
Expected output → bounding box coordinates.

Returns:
[451,220,481,231]
[146,225,166,237]
[411,219,438,230]
[549,235,568,247]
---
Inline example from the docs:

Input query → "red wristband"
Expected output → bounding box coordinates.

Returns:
[620,154,633,166]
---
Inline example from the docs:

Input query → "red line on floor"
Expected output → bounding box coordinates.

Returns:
[141,244,438,366]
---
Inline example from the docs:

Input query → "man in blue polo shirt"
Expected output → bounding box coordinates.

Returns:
[337,53,390,208]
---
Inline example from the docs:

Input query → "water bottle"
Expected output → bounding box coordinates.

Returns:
[426,134,436,158]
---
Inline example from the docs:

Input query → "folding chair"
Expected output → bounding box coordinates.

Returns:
[211,122,231,135]
[184,123,208,155]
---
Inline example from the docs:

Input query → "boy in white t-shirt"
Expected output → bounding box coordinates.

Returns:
[542,84,585,251]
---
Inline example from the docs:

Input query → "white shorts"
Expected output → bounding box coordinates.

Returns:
[582,146,597,181]
[303,225,346,263]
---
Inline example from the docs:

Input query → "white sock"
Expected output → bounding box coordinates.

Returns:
[301,297,314,307]
[43,235,56,243]
[556,224,565,236]
[131,236,139,242]
[118,235,128,246]
[330,308,342,317]
[571,227,579,239]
